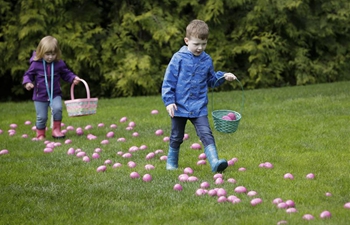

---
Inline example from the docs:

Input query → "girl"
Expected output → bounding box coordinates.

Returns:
[23,36,80,140]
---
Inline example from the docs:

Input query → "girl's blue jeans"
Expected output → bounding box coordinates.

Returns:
[34,96,63,129]
[170,116,215,149]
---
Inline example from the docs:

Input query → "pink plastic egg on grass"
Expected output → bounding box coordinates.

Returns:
[128,161,137,168]
[76,128,84,135]
[130,172,140,179]
[117,137,126,142]
[227,178,236,184]
[163,136,170,142]
[113,163,122,168]
[0,129,3,134]
[146,152,155,160]
[250,198,262,206]
[217,196,227,203]
[238,167,246,171]
[344,202,350,209]
[325,192,332,197]
[24,121,32,125]
[302,214,314,220]
[128,121,136,127]
[306,173,315,179]
[284,173,294,179]
[101,140,109,145]
[140,145,148,150]
[122,153,132,158]
[94,148,102,153]
[145,164,155,170]
[98,123,104,127]
[43,148,53,153]
[76,152,86,158]
[215,177,224,185]
[120,117,127,123]
[272,198,283,205]
[142,174,152,182]
[92,153,100,159]
[263,162,274,168]
[188,176,198,182]
[197,160,206,165]
[97,165,107,172]
[151,110,159,115]
[208,189,217,196]
[285,200,295,207]
[247,191,257,197]
[200,182,210,189]
[227,160,235,166]
[65,139,72,144]
[173,184,183,191]
[132,132,139,137]
[320,211,331,219]
[106,131,114,138]
[22,134,28,138]
[198,153,206,160]
[277,202,288,209]
[191,143,202,150]
[184,167,193,174]
[10,124,17,129]
[178,174,189,182]
[160,155,167,161]
[155,129,163,136]
[84,125,92,130]
[82,156,90,162]
[286,208,297,213]
[110,124,117,128]
[196,188,206,196]
[234,186,247,193]
[126,126,133,131]
[217,188,227,197]
[104,159,112,165]
[232,198,241,204]
[154,149,163,154]
[0,149,9,155]
[67,148,75,155]
[213,173,223,180]
[66,125,74,130]
[183,133,189,140]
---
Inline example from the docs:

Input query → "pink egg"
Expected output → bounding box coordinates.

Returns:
[98,123,104,127]
[120,117,127,123]
[190,143,202,150]
[217,196,227,203]
[178,174,189,182]
[306,173,315,179]
[227,112,236,120]
[132,132,139,137]
[320,210,331,219]
[163,136,170,142]
[112,163,122,168]
[277,202,288,209]
[213,173,223,180]
[10,124,17,129]
[222,115,232,121]
[128,121,136,127]
[97,165,107,172]
[43,148,53,153]
[117,137,126,142]
[155,129,164,136]
[234,186,247,193]
[208,189,217,196]
[247,191,257,197]
[110,124,117,128]
[227,178,236,184]
[227,195,238,202]
[22,134,28,138]
[197,160,206,165]
[139,145,148,150]
[142,174,152,182]
[82,156,90,162]
[302,214,314,220]
[231,157,238,163]
[188,176,198,182]
[183,133,189,140]
[238,167,246,171]
[196,188,205,196]
[54,142,61,147]
[126,126,133,131]
[76,151,86,158]
[285,200,295,207]
[122,153,132,158]
[264,162,274,168]
[127,161,137,168]
[250,198,262,206]
[92,153,100,159]
[87,134,97,140]
[129,146,139,152]
[94,148,102,153]
[24,121,32,125]
[272,198,283,204]
[130,172,140,179]
[344,202,350,209]
[277,221,288,225]
[117,151,123,155]
[146,152,155,160]
[198,153,206,160]
[145,164,155,170]
[66,126,74,130]
[215,177,224,185]
[101,140,109,145]
[67,148,75,155]
[232,198,241,204]
[76,127,84,135]
[159,156,167,161]
[0,149,9,155]
[200,182,210,189]
[151,109,159,114]
[173,184,183,191]
[217,188,227,197]
[284,173,294,179]
[227,160,235,166]
[286,208,297,213]
[184,167,193,174]
[65,139,72,144]
[75,148,82,153]
[0,129,3,134]
[104,159,112,164]
[154,149,163,154]
[106,131,114,138]
[85,125,92,130]
[325,192,332,197]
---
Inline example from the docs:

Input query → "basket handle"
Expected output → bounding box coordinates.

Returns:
[211,76,244,114]
[70,78,91,100]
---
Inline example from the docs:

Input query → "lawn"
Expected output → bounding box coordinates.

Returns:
[0,81,349,225]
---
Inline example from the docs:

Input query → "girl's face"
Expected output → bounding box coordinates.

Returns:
[184,37,207,56]
[43,51,57,63]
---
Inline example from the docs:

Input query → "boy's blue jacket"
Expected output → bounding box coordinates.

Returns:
[162,46,225,118]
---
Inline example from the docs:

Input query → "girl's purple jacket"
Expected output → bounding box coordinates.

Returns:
[22,52,77,102]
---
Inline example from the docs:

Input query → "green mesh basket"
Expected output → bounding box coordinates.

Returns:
[211,77,244,134]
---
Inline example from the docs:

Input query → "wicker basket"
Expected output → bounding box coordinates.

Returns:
[211,77,244,134]
[64,79,98,117]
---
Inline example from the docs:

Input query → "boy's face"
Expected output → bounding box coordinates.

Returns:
[184,37,207,56]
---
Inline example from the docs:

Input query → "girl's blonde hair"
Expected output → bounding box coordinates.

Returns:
[33,36,62,61]
[186,19,209,40]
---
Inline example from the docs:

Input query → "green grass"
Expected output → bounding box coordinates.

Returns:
[1,81,350,225]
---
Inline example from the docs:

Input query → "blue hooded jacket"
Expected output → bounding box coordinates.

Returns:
[162,46,225,118]
[22,51,77,102]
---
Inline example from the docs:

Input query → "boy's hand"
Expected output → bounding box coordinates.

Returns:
[73,77,81,85]
[166,103,177,118]
[25,83,34,91]
[224,73,237,81]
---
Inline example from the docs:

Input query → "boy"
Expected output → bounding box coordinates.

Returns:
[162,19,236,173]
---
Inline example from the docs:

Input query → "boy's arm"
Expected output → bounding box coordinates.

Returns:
[161,55,180,107]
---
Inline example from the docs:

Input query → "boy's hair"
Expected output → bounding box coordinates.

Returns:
[186,19,209,40]
[34,36,62,61]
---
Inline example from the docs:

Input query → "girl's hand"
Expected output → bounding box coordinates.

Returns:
[224,73,237,81]
[73,77,81,85]
[25,83,34,91]
[166,103,177,118]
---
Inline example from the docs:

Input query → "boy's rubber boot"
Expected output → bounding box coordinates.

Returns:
[166,147,179,170]
[52,121,65,139]
[204,144,228,173]
[36,128,46,140]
